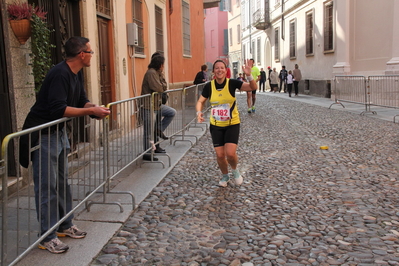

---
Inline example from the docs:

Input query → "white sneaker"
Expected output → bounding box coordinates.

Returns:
[232,169,243,185]
[218,175,230,187]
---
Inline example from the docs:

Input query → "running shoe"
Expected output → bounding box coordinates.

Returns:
[252,106,255,113]
[248,108,252,113]
[39,238,69,254]
[232,169,243,185]
[219,174,230,187]
[57,225,87,239]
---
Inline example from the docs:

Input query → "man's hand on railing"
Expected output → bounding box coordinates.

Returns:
[89,105,111,119]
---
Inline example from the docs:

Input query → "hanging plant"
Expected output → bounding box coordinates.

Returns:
[7,1,51,92]
[6,1,46,45]
[31,13,55,93]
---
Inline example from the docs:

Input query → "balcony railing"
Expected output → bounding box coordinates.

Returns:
[203,0,220,9]
[253,5,271,30]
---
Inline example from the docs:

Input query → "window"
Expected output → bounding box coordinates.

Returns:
[242,4,246,29]
[251,40,255,59]
[256,37,261,63]
[274,28,279,61]
[97,0,111,16]
[306,11,314,55]
[155,5,164,54]
[133,0,144,54]
[220,0,230,11]
[229,28,232,46]
[237,24,241,44]
[324,1,334,52]
[289,20,296,58]
[223,29,229,55]
[243,44,246,60]
[182,1,191,56]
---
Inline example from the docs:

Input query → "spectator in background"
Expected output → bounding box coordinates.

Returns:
[292,64,302,96]
[259,68,266,92]
[193,64,208,85]
[279,65,288,93]
[270,67,279,92]
[226,66,232,78]
[141,54,176,160]
[267,66,272,91]
[286,70,294,97]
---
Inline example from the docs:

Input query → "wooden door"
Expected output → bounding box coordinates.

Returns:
[97,17,113,106]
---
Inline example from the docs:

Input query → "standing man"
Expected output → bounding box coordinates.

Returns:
[292,64,302,96]
[279,65,288,93]
[247,59,260,113]
[259,68,266,92]
[21,37,111,253]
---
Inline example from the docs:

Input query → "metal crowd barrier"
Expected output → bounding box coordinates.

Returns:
[329,75,370,113]
[368,75,399,109]
[330,75,399,119]
[0,84,207,265]
[0,116,107,266]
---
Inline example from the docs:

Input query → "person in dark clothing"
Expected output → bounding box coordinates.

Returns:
[20,36,110,254]
[292,64,302,96]
[259,68,266,92]
[141,54,176,160]
[267,66,272,91]
[279,65,288,93]
[194,64,208,84]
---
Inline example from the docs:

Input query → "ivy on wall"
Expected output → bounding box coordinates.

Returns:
[31,13,54,93]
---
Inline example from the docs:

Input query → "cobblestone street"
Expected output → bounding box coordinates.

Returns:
[92,93,399,266]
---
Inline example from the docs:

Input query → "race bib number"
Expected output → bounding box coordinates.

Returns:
[212,104,231,121]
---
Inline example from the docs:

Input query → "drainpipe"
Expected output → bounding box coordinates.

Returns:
[249,0,252,57]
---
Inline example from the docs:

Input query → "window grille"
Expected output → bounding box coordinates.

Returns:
[324,1,334,51]
[182,1,191,56]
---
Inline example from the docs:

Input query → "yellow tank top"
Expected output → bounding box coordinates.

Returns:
[209,79,240,127]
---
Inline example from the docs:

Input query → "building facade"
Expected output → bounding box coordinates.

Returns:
[267,0,399,96]
[240,0,271,74]
[0,0,212,181]
[227,0,241,79]
[229,0,399,97]
[204,2,228,74]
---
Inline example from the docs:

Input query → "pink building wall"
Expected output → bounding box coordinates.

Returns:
[204,6,228,69]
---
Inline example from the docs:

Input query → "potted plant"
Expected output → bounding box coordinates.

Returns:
[6,1,46,45]
[7,1,51,93]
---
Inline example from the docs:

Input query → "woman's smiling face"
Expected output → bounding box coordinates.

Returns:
[213,61,227,80]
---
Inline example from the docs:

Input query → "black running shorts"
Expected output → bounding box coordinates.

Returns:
[209,124,240,147]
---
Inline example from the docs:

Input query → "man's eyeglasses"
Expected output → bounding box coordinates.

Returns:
[81,50,94,54]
